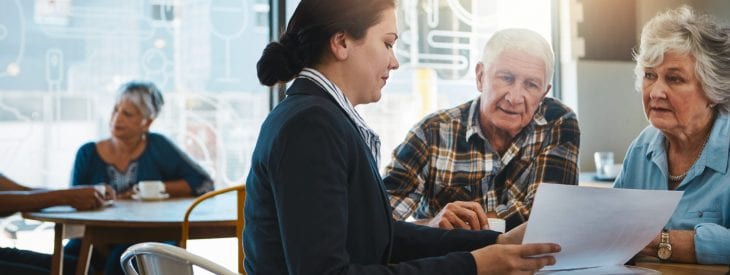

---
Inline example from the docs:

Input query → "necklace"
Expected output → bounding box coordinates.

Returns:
[667,132,711,182]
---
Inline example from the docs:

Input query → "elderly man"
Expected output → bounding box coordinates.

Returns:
[384,28,580,231]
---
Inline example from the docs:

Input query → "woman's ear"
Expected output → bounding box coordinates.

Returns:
[329,31,350,61]
[141,118,153,130]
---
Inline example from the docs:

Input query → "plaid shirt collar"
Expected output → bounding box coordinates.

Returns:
[465,96,549,143]
[465,97,550,165]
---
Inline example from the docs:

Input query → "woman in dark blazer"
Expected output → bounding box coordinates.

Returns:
[243,0,560,274]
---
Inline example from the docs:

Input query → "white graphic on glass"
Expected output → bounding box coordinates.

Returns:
[209,0,249,82]
[142,48,172,87]
[46,49,63,92]
[0,0,26,78]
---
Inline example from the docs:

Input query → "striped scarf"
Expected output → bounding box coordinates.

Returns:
[297,68,381,166]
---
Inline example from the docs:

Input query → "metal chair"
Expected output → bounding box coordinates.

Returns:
[121,242,238,275]
[180,185,246,274]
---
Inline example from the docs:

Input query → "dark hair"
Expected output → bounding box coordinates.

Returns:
[116,81,165,119]
[256,0,396,86]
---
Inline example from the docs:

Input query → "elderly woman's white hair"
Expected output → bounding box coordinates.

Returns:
[634,5,730,113]
[115,81,165,119]
[481,28,555,86]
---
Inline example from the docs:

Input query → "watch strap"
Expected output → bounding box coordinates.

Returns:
[657,228,672,261]
[660,229,670,244]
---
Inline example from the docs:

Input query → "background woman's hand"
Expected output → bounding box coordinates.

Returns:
[471,243,560,275]
[92,184,116,201]
[115,188,136,200]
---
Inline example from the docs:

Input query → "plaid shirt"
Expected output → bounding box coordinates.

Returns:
[384,97,579,228]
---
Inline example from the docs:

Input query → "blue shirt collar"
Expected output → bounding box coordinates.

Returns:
[703,113,730,174]
[646,112,730,179]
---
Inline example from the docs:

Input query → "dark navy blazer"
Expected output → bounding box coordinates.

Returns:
[243,78,499,274]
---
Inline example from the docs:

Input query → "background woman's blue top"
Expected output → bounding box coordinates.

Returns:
[71,132,214,196]
[614,113,730,264]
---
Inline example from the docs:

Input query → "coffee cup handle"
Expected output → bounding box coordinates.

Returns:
[133,184,140,194]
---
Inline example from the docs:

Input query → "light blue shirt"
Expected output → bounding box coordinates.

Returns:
[613,113,730,264]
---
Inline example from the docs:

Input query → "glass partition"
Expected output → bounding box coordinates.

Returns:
[0,0,270,188]
[0,0,554,185]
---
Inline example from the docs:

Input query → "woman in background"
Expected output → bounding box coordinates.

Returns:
[244,0,560,274]
[71,81,213,198]
[614,6,730,264]
[67,81,214,275]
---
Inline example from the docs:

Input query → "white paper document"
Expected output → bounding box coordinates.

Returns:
[523,184,683,271]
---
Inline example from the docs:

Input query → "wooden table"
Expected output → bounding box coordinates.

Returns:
[23,193,237,275]
[537,261,728,274]
[636,261,729,274]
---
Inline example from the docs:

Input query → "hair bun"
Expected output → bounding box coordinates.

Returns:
[257,42,304,86]
[281,32,301,49]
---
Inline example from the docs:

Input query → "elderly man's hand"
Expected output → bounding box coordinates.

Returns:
[427,201,490,230]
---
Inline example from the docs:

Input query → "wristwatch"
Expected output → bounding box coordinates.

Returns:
[657,229,672,261]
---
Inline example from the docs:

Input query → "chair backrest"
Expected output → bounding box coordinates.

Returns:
[180,185,246,274]
[121,242,238,275]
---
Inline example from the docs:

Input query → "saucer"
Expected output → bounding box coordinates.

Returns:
[132,193,170,201]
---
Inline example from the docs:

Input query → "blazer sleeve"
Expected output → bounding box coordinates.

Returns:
[390,221,499,263]
[269,108,491,275]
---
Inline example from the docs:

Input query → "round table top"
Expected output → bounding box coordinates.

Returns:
[636,260,729,274]
[22,193,237,228]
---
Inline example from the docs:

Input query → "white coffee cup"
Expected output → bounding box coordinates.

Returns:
[134,180,166,199]
[487,218,506,233]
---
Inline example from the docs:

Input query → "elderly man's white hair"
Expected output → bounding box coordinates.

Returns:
[480,28,555,86]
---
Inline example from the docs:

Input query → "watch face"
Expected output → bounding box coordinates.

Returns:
[658,244,672,260]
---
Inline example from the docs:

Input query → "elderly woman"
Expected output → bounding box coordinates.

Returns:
[67,81,214,275]
[613,6,730,265]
